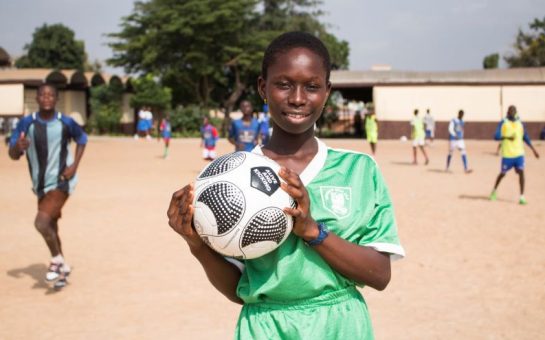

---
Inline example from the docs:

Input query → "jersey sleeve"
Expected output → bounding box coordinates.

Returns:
[212,126,219,140]
[448,119,455,137]
[229,121,237,140]
[8,115,33,148]
[494,121,504,141]
[358,163,405,260]
[62,116,88,145]
[522,123,532,146]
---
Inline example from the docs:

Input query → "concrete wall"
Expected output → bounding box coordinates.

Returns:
[24,88,38,114]
[120,93,135,134]
[63,90,87,124]
[502,86,545,121]
[374,85,504,122]
[371,85,545,139]
[0,84,24,116]
[374,85,545,123]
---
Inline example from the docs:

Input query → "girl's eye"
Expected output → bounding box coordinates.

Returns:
[275,82,290,89]
[306,84,320,91]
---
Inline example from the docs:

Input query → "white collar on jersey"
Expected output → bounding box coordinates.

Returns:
[252,137,328,186]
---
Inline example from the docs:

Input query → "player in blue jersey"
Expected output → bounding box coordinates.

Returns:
[8,84,87,290]
[229,100,260,152]
[446,110,472,173]
[200,116,219,160]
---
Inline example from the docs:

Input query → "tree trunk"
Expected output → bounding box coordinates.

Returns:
[222,65,246,136]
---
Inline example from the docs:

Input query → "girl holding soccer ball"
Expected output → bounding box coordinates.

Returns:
[167,31,404,339]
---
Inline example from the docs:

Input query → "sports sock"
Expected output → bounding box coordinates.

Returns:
[51,254,64,264]
[446,154,452,169]
[462,154,468,170]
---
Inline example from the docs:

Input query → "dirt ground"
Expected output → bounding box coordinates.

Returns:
[1,136,544,340]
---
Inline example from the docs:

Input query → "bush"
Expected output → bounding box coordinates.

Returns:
[88,104,122,134]
[170,105,217,135]
[88,84,123,134]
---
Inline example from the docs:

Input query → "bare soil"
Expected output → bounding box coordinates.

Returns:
[1,137,544,339]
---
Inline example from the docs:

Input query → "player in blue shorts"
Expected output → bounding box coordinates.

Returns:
[167,31,404,339]
[446,110,472,173]
[490,106,539,204]
[8,84,87,289]
[229,100,260,152]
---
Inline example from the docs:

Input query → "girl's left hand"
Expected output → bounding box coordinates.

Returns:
[278,167,319,241]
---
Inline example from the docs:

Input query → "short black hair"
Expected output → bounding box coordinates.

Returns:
[37,83,58,97]
[261,31,331,82]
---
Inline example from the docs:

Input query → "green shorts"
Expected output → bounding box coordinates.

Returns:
[234,286,374,339]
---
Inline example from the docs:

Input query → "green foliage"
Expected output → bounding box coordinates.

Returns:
[88,84,124,134]
[483,53,499,69]
[505,17,545,67]
[108,0,349,111]
[15,23,86,70]
[130,74,172,111]
[169,105,210,133]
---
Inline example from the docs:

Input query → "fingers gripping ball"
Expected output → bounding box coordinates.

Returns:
[193,152,294,259]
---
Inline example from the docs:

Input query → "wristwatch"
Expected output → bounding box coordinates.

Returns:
[305,222,329,247]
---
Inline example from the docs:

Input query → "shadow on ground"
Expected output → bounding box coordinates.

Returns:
[428,168,449,173]
[7,263,60,295]
[458,194,511,203]
[390,161,416,166]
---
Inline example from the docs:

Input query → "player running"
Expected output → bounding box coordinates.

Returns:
[8,84,87,290]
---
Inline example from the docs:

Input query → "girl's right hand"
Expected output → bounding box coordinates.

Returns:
[167,184,205,251]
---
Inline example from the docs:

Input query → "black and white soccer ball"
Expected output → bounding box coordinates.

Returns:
[193,152,294,259]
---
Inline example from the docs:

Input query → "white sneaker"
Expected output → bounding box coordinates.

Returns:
[45,262,71,281]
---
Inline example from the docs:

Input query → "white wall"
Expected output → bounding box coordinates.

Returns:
[502,86,545,122]
[0,84,24,116]
[374,86,506,122]
[121,93,134,123]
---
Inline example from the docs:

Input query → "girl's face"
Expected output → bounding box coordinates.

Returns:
[258,47,331,135]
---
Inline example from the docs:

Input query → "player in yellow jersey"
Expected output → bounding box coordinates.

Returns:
[365,110,378,155]
[411,109,429,165]
[490,106,539,205]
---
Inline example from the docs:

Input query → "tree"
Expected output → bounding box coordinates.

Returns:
[483,53,499,69]
[88,83,124,134]
[109,0,259,108]
[505,17,545,67]
[15,24,86,70]
[130,74,172,113]
[108,0,349,113]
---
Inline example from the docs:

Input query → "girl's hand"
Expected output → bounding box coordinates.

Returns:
[167,184,205,251]
[278,167,319,241]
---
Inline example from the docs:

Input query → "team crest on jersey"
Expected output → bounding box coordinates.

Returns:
[320,186,351,219]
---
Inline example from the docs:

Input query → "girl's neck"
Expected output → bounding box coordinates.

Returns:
[264,127,316,157]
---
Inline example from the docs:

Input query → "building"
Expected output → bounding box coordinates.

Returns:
[330,67,545,139]
[0,68,136,133]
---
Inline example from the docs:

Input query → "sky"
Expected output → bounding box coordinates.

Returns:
[1,0,544,75]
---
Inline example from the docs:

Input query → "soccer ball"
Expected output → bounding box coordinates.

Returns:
[193,152,295,259]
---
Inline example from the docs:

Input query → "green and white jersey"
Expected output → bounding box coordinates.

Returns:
[236,138,404,304]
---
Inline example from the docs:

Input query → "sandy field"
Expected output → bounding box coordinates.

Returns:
[1,136,544,340]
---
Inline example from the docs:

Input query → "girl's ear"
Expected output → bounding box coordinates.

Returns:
[257,76,266,100]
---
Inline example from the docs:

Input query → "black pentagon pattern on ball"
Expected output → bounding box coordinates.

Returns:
[241,208,287,248]
[198,152,246,179]
[197,182,245,235]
